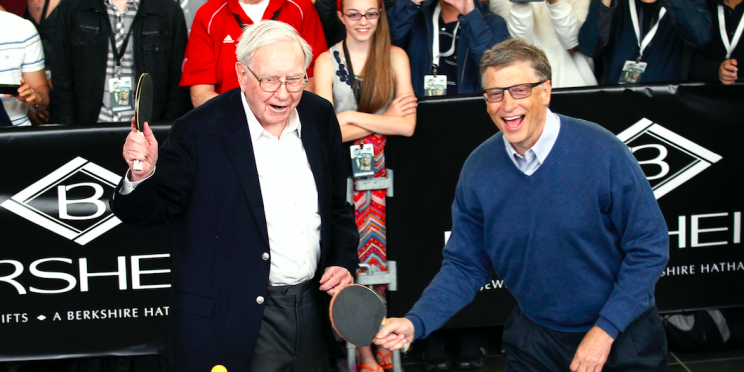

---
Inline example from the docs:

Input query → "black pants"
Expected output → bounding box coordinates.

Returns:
[503,305,668,372]
[247,281,329,372]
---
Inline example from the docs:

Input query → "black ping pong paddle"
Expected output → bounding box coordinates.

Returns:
[133,73,153,171]
[330,284,410,351]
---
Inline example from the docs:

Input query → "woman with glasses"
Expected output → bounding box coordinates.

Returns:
[313,0,417,370]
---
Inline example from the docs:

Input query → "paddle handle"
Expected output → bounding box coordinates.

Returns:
[133,130,144,171]
[377,318,411,353]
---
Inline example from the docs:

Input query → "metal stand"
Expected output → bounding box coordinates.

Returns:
[346,169,404,372]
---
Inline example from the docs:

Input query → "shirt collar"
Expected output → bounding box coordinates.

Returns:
[503,108,561,164]
[240,91,301,142]
[104,0,140,11]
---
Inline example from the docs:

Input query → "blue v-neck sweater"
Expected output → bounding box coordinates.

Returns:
[406,115,669,339]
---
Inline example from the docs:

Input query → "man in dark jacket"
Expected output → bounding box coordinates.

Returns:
[387,0,509,97]
[690,0,743,84]
[50,0,191,125]
[579,0,711,85]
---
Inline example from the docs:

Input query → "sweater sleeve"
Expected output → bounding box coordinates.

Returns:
[509,3,535,43]
[548,0,583,50]
[460,6,510,69]
[404,163,494,340]
[388,0,422,48]
[578,0,616,58]
[594,143,669,339]
[659,0,711,48]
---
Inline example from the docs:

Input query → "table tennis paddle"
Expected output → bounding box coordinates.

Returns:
[330,284,410,351]
[133,73,153,171]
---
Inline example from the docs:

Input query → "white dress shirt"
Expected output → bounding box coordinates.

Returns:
[504,108,561,175]
[121,92,321,286]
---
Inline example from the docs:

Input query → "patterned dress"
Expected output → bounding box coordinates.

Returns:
[329,43,391,299]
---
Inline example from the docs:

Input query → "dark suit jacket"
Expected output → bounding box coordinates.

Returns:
[110,89,360,371]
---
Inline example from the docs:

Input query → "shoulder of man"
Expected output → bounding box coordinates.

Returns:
[556,114,633,156]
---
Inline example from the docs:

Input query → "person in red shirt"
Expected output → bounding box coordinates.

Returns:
[181,0,328,107]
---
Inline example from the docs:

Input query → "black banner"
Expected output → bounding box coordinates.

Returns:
[0,125,173,360]
[0,83,742,360]
[386,83,744,329]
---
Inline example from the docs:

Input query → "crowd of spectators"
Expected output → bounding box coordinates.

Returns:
[0,0,740,127]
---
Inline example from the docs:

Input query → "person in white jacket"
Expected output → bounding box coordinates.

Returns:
[490,0,597,87]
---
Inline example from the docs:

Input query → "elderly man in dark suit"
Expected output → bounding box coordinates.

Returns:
[110,20,360,372]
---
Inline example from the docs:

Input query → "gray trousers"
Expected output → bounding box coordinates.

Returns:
[247,281,330,372]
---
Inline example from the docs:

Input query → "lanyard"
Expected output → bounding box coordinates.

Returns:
[233,8,281,29]
[342,39,362,104]
[106,12,136,79]
[431,3,459,75]
[628,0,666,60]
[718,5,744,59]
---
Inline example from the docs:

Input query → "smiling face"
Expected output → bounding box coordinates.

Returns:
[338,0,380,42]
[484,61,552,156]
[236,40,305,132]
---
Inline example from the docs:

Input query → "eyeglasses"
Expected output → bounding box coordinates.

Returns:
[245,64,308,93]
[482,81,547,103]
[342,10,381,21]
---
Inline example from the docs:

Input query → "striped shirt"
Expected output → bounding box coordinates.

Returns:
[0,11,45,127]
[98,0,140,123]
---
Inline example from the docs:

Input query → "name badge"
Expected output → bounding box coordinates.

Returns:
[108,77,133,112]
[424,75,447,96]
[619,60,647,84]
[350,143,375,178]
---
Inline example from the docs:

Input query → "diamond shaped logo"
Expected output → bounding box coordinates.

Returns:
[37,315,46,321]
[617,118,722,199]
[1,157,122,245]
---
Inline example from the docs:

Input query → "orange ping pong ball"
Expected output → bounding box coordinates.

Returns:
[211,365,227,372]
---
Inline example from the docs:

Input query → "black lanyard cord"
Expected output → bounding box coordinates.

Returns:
[105,13,136,77]
[342,39,362,105]
[233,8,282,29]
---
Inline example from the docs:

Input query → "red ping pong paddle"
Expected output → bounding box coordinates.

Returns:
[329,284,410,351]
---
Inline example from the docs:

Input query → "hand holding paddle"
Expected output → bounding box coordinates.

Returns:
[123,117,158,181]
[374,317,414,352]
[329,284,410,351]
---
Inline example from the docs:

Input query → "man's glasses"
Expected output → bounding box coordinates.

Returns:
[245,64,308,93]
[482,81,547,103]
[342,10,381,21]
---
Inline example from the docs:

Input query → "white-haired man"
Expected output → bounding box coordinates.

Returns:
[111,20,359,372]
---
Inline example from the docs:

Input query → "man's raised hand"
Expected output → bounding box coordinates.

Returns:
[123,117,158,181]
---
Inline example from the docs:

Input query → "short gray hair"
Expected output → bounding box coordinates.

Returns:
[235,20,313,71]
[480,38,552,86]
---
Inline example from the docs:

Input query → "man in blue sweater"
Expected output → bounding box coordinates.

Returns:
[376,38,670,371]
[579,0,711,85]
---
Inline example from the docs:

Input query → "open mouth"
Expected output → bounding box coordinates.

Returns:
[503,115,525,130]
[270,104,287,111]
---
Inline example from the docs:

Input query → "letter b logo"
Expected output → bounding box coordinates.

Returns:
[58,183,106,220]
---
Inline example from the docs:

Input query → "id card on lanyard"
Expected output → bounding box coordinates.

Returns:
[619,0,666,84]
[425,3,459,96]
[106,18,135,111]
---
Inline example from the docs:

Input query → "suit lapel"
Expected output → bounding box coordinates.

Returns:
[221,90,270,247]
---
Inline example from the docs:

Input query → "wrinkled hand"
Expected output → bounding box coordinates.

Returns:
[6,79,42,107]
[319,266,353,296]
[374,317,414,351]
[570,326,614,372]
[123,117,158,181]
[442,0,475,15]
[719,59,738,85]
[383,93,417,117]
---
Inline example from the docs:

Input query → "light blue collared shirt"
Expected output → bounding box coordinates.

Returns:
[503,108,561,176]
